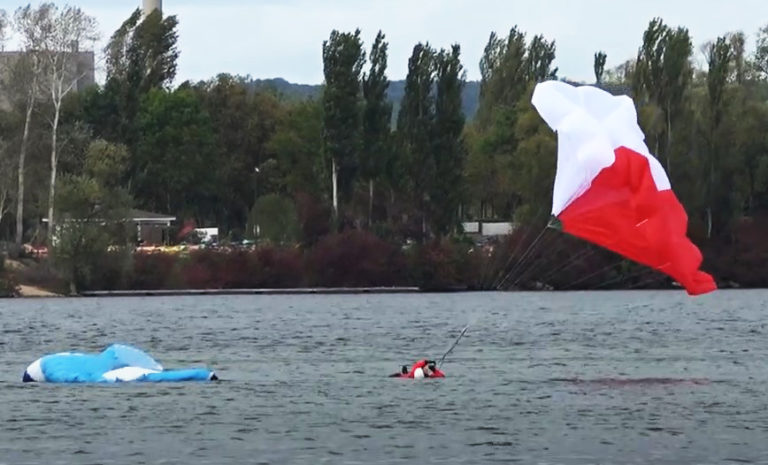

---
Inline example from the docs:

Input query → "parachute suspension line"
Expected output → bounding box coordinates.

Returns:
[508,234,553,289]
[592,264,658,290]
[537,245,596,285]
[487,240,521,290]
[489,210,548,289]
[496,222,551,290]
[499,216,563,289]
[508,229,564,289]
[563,257,625,290]
[475,239,493,289]
[627,272,668,290]
[488,218,538,288]
[479,234,511,290]
[509,228,577,289]
[494,225,548,290]
[438,326,469,368]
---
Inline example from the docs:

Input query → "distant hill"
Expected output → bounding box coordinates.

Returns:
[245,78,321,100]
[245,77,481,121]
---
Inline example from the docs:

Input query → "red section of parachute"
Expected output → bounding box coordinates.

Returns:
[557,146,716,296]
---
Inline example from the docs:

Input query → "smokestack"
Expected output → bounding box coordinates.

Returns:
[142,0,162,17]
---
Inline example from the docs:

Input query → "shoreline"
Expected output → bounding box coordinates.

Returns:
[8,286,752,298]
[78,287,425,297]
[17,284,62,298]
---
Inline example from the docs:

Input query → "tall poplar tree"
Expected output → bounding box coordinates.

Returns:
[431,44,466,236]
[322,29,365,227]
[397,43,435,239]
[361,30,392,226]
[633,18,692,177]
[594,51,607,84]
[704,36,732,238]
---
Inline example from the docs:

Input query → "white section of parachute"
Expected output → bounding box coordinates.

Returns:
[102,366,161,382]
[26,358,45,382]
[531,80,672,216]
[108,343,164,371]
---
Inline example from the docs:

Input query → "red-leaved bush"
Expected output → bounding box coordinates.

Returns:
[131,252,181,289]
[407,239,471,290]
[307,230,407,287]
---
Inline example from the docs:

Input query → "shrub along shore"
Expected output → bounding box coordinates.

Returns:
[1,223,763,297]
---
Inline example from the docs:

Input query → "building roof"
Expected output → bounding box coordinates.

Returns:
[130,209,176,222]
[43,209,175,224]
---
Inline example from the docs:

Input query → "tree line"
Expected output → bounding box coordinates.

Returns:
[1,4,768,291]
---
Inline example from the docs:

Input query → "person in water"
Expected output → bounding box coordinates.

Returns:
[390,359,445,378]
[388,365,409,377]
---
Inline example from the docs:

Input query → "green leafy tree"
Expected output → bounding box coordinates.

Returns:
[93,8,179,145]
[193,74,284,235]
[431,44,466,235]
[594,51,607,84]
[632,18,666,100]
[268,98,329,244]
[133,88,217,221]
[525,34,557,82]
[510,86,556,221]
[660,26,692,177]
[703,36,732,238]
[52,140,132,293]
[361,30,392,227]
[730,32,746,84]
[633,18,692,177]
[33,4,99,243]
[467,27,558,222]
[731,94,768,215]
[268,98,325,197]
[754,24,768,79]
[0,9,7,45]
[476,27,528,126]
[397,43,436,239]
[11,5,46,246]
[252,194,299,244]
[322,29,365,226]
[464,124,516,219]
[0,135,13,228]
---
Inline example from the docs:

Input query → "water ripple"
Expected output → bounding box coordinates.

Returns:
[0,290,766,464]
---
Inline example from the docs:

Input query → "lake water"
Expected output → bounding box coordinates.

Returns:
[1,290,767,464]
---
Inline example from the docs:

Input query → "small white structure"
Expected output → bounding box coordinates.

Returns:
[194,228,219,244]
[462,221,515,236]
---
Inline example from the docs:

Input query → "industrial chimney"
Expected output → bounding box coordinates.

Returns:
[142,0,162,17]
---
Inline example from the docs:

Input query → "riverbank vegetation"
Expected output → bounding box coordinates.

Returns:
[1,5,768,293]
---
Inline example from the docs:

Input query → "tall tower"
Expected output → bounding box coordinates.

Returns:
[142,0,162,17]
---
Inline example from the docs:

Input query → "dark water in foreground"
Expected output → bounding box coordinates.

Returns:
[0,290,767,464]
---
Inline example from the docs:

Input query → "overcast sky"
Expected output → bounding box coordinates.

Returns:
[5,0,768,85]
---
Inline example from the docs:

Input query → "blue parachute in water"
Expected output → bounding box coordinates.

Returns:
[22,344,218,383]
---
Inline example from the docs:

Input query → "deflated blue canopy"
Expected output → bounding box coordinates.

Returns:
[23,344,217,383]
[104,344,163,371]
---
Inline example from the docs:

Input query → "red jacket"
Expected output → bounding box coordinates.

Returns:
[396,359,445,378]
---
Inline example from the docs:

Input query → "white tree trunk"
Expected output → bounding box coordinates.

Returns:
[368,178,374,227]
[0,190,7,227]
[16,96,34,246]
[331,157,338,223]
[666,103,672,178]
[47,103,60,243]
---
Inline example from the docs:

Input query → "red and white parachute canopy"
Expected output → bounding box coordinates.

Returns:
[531,80,716,296]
